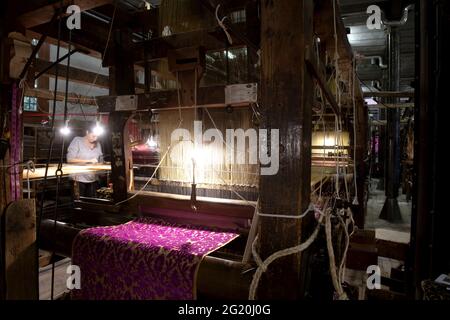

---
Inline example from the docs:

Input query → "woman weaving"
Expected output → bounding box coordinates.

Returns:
[67,122,104,198]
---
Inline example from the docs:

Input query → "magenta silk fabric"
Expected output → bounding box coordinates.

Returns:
[71,217,239,300]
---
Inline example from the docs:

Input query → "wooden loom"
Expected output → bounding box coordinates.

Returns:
[37,43,339,299]
[33,0,366,300]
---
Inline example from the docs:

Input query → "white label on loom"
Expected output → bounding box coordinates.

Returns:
[115,95,138,111]
[225,83,258,105]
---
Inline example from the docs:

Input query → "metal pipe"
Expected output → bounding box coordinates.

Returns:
[362,56,388,69]
[382,5,414,27]
[39,219,82,257]
[380,27,402,222]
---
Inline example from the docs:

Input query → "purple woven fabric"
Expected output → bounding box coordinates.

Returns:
[71,217,238,300]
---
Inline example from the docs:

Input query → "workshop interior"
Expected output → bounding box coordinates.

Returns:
[0,0,449,301]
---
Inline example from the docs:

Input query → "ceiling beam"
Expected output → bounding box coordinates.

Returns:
[108,23,249,66]
[17,0,112,29]
[314,0,354,70]
[34,58,109,88]
[25,87,96,105]
[30,11,111,55]
[367,103,414,109]
[363,91,415,98]
[34,58,146,91]
[96,84,255,112]
[90,4,159,34]
[200,0,259,53]
[305,52,340,117]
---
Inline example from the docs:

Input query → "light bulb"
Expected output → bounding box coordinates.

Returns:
[226,51,236,59]
[191,146,207,166]
[147,136,157,149]
[60,125,71,136]
[93,123,104,136]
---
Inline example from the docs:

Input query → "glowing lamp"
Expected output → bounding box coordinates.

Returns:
[92,122,105,136]
[146,136,157,149]
[59,120,71,136]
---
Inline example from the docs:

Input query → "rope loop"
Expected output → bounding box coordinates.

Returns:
[215,4,233,45]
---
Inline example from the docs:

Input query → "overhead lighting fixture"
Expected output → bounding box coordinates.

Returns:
[143,1,151,10]
[146,136,157,149]
[92,121,105,136]
[365,98,378,105]
[60,120,71,136]
[226,51,236,60]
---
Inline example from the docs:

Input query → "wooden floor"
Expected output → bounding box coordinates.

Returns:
[39,257,71,300]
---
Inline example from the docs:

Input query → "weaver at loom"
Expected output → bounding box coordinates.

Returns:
[10,0,438,304]
[36,0,350,301]
[66,122,105,198]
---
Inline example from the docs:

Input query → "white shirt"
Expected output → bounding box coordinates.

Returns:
[67,136,103,183]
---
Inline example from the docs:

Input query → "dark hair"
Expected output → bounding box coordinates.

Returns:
[84,121,96,133]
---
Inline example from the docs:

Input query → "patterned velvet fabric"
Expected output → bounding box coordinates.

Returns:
[71,217,239,300]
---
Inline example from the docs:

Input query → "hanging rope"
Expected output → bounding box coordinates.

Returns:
[36,1,64,272]
[215,4,233,45]
[325,207,348,300]
[115,66,187,207]
[25,160,35,200]
[83,3,117,99]
[257,203,315,220]
[50,25,74,301]
[249,206,326,300]
[352,58,359,205]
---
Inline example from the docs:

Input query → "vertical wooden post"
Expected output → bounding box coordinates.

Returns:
[258,0,314,299]
[3,199,38,300]
[0,0,13,299]
[410,0,450,298]
[37,43,50,114]
[109,29,135,203]
[245,1,260,83]
[353,96,369,228]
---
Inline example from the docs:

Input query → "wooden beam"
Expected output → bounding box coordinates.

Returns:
[108,29,135,203]
[352,64,369,228]
[305,53,340,117]
[92,4,159,34]
[24,88,96,105]
[314,0,353,70]
[17,0,112,29]
[34,58,146,91]
[257,0,314,299]
[363,91,415,98]
[35,58,109,88]
[25,29,101,59]
[36,44,50,115]
[370,120,410,126]
[107,23,249,66]
[367,103,414,109]
[30,11,112,56]
[96,84,255,112]
[200,0,260,53]
[4,199,38,299]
